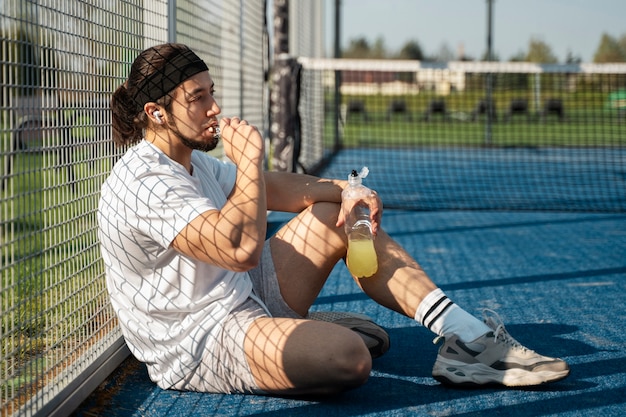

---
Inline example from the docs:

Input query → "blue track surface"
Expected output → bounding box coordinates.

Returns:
[74,209,626,417]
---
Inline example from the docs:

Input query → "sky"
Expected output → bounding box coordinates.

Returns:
[325,0,626,62]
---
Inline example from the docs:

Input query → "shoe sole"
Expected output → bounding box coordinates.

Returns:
[432,358,570,387]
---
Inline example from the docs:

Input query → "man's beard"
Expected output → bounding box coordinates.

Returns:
[167,117,219,152]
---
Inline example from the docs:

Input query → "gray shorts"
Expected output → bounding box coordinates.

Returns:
[173,240,301,394]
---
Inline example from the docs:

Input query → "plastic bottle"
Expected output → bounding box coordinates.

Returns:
[342,167,378,278]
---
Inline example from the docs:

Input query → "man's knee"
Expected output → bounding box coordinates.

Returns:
[340,343,372,387]
[324,327,372,388]
[307,201,341,225]
[284,321,372,390]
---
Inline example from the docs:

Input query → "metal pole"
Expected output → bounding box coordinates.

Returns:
[239,0,245,117]
[270,0,297,172]
[485,0,494,146]
[334,0,342,151]
[168,0,176,43]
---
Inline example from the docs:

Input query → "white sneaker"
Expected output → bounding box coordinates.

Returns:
[431,310,570,387]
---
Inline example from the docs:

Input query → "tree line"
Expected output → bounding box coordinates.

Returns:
[342,32,626,63]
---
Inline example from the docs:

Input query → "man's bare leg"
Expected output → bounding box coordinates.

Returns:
[269,202,436,318]
[245,317,371,395]
[267,201,490,342]
[249,201,568,391]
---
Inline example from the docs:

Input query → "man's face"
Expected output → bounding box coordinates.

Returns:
[167,71,221,151]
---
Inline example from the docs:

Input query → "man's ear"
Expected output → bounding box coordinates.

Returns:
[144,102,164,125]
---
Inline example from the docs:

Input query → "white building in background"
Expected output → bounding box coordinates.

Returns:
[417,68,466,94]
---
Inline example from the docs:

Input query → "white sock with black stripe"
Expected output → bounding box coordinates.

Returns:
[415,288,490,342]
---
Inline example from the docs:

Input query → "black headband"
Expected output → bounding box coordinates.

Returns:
[132,47,209,108]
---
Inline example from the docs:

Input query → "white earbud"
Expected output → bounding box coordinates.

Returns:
[153,110,163,124]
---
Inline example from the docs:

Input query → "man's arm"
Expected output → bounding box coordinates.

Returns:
[265,171,383,236]
[171,118,267,272]
[264,171,346,213]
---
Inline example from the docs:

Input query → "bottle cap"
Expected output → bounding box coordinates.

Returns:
[348,167,369,183]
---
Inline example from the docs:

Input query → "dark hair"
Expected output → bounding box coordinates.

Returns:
[110,43,191,146]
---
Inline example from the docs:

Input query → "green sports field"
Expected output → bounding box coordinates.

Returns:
[330,90,626,148]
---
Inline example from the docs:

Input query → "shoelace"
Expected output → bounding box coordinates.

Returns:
[493,324,527,350]
[483,309,529,352]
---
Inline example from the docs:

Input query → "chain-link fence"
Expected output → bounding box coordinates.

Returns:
[0,1,270,415]
[297,58,626,211]
[3,1,624,415]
